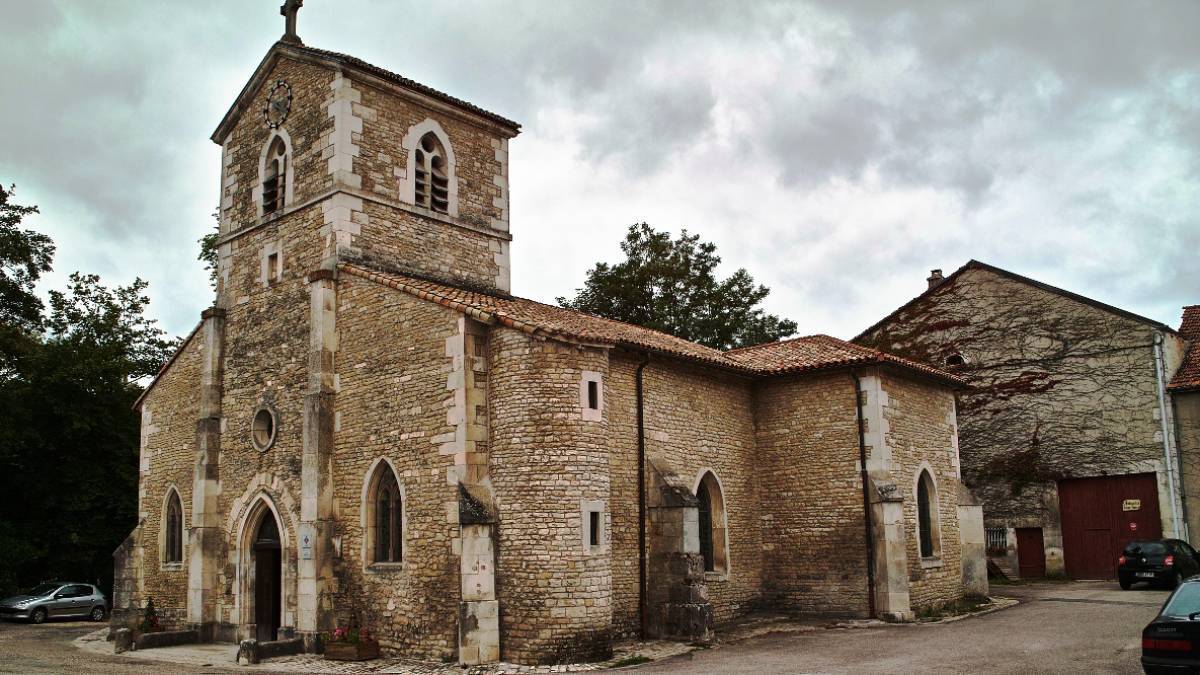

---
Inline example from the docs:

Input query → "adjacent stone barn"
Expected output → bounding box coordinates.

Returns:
[1171,307,1200,545]
[856,261,1193,581]
[112,35,983,665]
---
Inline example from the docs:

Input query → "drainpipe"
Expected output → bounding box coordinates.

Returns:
[851,372,877,619]
[1154,333,1185,541]
[636,353,651,640]
[1173,395,1191,541]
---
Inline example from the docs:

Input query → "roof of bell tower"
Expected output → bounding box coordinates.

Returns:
[211,40,521,144]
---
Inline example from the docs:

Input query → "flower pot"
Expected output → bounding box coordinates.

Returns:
[324,639,380,661]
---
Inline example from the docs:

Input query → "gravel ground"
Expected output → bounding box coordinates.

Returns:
[0,618,240,674]
[638,580,1168,674]
[1,581,1167,674]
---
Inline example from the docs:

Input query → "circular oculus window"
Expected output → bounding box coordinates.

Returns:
[252,408,277,451]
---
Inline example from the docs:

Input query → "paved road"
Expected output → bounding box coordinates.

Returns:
[0,618,238,674]
[0,581,1170,674]
[640,581,1168,674]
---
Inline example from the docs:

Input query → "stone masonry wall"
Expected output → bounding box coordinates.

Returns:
[753,372,870,616]
[210,203,327,635]
[607,354,761,632]
[1176,392,1200,542]
[217,56,335,240]
[137,328,204,629]
[858,267,1178,540]
[489,328,613,664]
[329,276,463,659]
[880,373,964,609]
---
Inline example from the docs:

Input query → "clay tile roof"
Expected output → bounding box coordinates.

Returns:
[340,264,965,388]
[726,334,965,386]
[339,263,739,369]
[1169,305,1200,392]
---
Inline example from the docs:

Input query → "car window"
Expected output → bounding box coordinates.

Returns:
[1181,542,1198,557]
[1162,583,1200,618]
[1125,542,1167,556]
[61,585,88,598]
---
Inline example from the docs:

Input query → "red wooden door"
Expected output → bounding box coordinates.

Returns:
[1059,473,1162,579]
[1016,528,1046,578]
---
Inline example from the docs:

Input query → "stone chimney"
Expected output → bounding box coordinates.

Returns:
[926,269,945,289]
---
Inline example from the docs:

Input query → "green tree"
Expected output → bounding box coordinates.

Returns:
[0,186,175,597]
[0,185,54,379]
[198,208,219,292]
[558,223,797,350]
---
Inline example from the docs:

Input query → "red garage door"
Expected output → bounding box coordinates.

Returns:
[1059,473,1162,579]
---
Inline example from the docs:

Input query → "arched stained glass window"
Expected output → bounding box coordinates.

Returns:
[370,464,403,563]
[164,490,184,563]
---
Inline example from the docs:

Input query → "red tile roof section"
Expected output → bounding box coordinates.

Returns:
[341,263,965,388]
[726,334,965,385]
[1169,306,1200,392]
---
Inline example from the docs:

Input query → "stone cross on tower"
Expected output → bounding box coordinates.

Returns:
[280,0,303,44]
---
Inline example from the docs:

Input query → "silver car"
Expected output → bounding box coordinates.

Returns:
[0,582,107,623]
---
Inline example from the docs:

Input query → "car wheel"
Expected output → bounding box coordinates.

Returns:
[30,607,46,624]
[1173,572,1183,589]
[90,606,105,622]
[1119,576,1132,590]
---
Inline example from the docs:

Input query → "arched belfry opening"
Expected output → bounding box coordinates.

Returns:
[250,508,283,642]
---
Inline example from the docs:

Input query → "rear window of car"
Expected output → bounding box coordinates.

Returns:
[1163,583,1200,618]
[1125,542,1167,555]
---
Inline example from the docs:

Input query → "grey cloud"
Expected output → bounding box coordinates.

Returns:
[0,0,1195,340]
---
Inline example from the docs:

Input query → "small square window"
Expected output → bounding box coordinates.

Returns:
[580,499,605,552]
[580,371,603,421]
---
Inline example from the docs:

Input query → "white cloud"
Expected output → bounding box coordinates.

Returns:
[1,0,1195,341]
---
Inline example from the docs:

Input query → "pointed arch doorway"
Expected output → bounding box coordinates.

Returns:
[251,511,283,642]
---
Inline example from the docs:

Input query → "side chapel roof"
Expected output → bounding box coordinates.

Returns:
[339,263,965,387]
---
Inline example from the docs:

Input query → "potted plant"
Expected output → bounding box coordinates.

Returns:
[138,597,163,635]
[323,623,379,661]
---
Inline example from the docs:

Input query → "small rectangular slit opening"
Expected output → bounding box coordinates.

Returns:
[589,511,600,547]
[587,380,599,410]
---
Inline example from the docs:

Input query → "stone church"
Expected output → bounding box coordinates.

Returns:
[113,13,984,666]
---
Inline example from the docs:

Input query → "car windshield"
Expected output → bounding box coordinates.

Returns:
[1162,584,1200,618]
[25,583,60,596]
[1126,542,1168,556]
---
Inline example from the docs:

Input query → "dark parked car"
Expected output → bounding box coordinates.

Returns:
[1142,577,1200,673]
[1120,540,1200,590]
[0,582,107,623]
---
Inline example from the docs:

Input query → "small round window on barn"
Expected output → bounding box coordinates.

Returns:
[252,408,276,451]
[945,353,966,367]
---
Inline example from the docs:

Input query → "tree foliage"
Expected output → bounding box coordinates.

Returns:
[557,223,797,350]
[198,209,219,292]
[0,185,174,596]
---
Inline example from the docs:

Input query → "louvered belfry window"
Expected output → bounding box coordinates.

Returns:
[263,137,287,215]
[414,132,449,213]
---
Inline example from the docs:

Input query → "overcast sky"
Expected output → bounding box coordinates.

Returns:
[1,1,1196,342]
